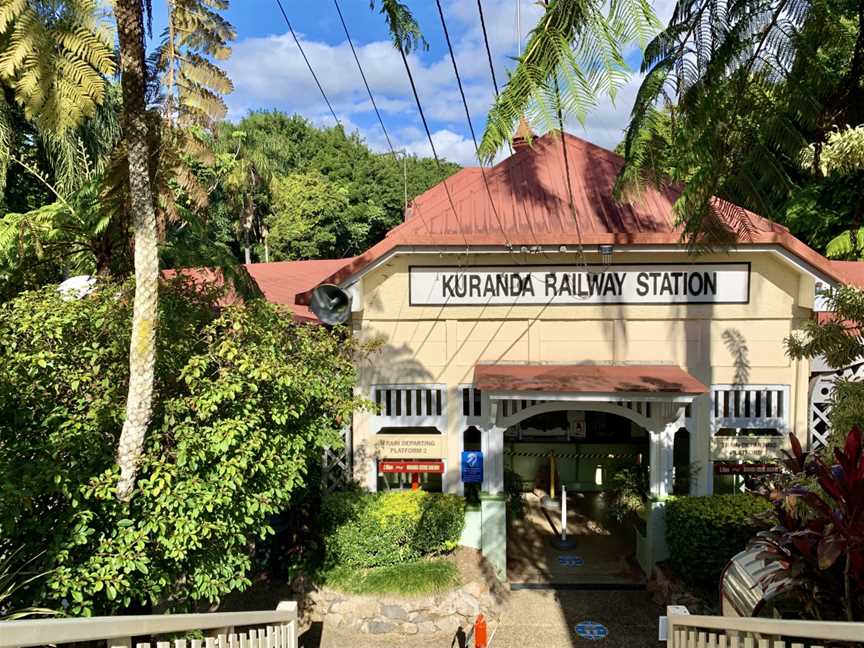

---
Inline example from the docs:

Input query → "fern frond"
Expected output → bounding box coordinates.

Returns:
[478,0,657,161]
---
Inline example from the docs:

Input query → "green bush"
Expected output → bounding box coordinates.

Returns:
[322,490,465,569]
[665,494,771,587]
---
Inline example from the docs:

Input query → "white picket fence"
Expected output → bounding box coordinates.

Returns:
[0,602,298,648]
[667,610,864,647]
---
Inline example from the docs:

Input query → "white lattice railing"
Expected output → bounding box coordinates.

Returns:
[0,602,298,648]
[667,611,864,648]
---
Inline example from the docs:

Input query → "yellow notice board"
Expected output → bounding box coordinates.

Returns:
[711,435,789,461]
[374,434,444,459]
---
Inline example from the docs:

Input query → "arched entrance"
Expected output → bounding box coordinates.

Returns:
[502,404,655,586]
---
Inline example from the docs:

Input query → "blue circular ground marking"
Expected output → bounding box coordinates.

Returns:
[557,555,585,567]
[574,621,608,640]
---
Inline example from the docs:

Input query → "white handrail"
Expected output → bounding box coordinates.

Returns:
[0,601,298,648]
[668,612,864,645]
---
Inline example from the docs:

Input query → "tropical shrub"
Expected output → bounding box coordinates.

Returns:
[665,494,771,586]
[321,490,465,569]
[0,279,364,614]
[750,429,864,621]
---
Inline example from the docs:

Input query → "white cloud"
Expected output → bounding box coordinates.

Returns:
[223,0,674,163]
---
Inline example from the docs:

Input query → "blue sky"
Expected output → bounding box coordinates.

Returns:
[149,1,674,165]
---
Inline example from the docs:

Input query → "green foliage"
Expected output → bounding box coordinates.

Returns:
[478,0,658,160]
[0,0,115,136]
[321,490,465,570]
[0,279,364,614]
[206,112,459,263]
[503,468,525,518]
[787,285,864,451]
[268,171,351,260]
[0,546,56,620]
[665,494,771,586]
[619,0,864,251]
[607,464,649,521]
[159,0,236,127]
[324,558,459,596]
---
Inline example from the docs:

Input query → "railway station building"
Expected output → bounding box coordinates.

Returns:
[246,131,864,582]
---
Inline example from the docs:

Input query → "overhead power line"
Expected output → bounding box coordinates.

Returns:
[391,28,469,248]
[476,0,499,96]
[274,0,341,126]
[332,0,396,157]
[435,0,514,253]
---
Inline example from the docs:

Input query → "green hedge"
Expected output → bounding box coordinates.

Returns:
[665,494,771,586]
[321,490,465,569]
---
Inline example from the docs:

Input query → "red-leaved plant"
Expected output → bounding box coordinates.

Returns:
[750,427,864,621]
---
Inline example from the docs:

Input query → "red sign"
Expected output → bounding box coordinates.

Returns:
[714,463,782,475]
[380,460,444,474]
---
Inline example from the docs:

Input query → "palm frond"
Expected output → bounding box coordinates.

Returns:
[478,0,658,161]
[0,0,115,135]
[371,0,427,54]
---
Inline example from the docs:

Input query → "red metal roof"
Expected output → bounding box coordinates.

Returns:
[244,258,353,321]
[829,261,864,289]
[297,131,857,304]
[473,363,708,395]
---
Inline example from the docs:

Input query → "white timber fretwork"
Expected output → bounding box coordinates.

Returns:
[710,384,789,434]
[370,384,447,433]
[809,359,864,449]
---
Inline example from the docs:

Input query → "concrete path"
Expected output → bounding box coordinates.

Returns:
[309,587,663,648]
[508,493,645,586]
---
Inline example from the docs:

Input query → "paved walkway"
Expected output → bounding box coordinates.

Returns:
[508,492,645,586]
[309,588,663,648]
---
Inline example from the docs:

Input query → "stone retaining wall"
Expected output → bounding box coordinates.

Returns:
[305,580,502,637]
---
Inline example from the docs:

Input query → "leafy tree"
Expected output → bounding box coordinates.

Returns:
[207,112,459,263]
[268,171,351,260]
[799,125,864,259]
[0,0,115,143]
[617,0,864,248]
[0,279,365,614]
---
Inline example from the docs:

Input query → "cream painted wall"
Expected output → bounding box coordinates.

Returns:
[351,250,813,495]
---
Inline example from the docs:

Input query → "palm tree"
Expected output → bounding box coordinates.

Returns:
[113,0,161,502]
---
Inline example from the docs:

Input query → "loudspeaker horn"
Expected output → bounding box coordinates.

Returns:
[310,284,352,325]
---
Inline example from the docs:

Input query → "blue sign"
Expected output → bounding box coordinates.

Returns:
[574,621,608,641]
[558,555,584,568]
[461,451,483,483]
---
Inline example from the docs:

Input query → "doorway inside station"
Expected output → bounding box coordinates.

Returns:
[504,409,650,586]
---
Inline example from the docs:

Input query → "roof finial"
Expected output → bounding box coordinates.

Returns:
[513,116,535,152]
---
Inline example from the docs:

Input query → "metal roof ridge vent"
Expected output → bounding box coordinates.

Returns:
[512,116,535,152]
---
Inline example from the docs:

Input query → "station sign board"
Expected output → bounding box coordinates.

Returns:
[380,460,444,474]
[374,433,443,459]
[409,263,750,306]
[711,435,789,461]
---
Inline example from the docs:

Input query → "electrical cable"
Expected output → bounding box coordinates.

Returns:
[392,34,470,250]
[332,0,396,157]
[274,0,340,126]
[476,0,499,97]
[435,0,515,255]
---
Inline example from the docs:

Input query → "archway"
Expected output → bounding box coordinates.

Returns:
[503,406,652,587]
